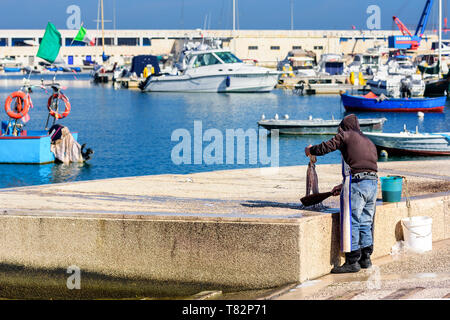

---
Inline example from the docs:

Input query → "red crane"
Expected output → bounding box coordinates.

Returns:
[392,16,420,49]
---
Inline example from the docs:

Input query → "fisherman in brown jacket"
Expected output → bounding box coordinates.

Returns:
[305,114,378,273]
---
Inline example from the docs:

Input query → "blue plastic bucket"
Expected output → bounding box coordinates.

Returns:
[380,176,403,202]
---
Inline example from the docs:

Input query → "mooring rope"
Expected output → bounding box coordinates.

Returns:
[401,176,411,218]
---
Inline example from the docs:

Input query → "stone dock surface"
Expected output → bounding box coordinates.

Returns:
[0,159,449,298]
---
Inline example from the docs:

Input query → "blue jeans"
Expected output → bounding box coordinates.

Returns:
[350,178,378,251]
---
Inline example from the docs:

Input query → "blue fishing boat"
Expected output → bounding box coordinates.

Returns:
[0,81,91,164]
[0,125,78,164]
[341,92,446,112]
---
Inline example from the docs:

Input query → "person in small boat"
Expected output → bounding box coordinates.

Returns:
[304,114,378,273]
[48,124,93,163]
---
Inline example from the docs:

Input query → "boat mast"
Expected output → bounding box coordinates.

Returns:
[290,0,294,30]
[101,0,105,54]
[439,0,442,76]
[233,0,236,31]
[96,0,100,46]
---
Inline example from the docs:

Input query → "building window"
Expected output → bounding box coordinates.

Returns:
[0,38,7,46]
[143,38,151,46]
[65,38,86,46]
[248,46,258,50]
[270,46,280,50]
[11,38,34,46]
[314,46,324,50]
[117,37,139,46]
[292,46,302,50]
[97,38,114,46]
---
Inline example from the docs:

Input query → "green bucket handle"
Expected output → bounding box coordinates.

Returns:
[385,175,411,216]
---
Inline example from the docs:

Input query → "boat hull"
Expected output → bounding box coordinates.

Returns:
[143,73,279,93]
[0,131,78,164]
[424,78,450,97]
[258,118,386,135]
[341,93,446,112]
[364,132,450,156]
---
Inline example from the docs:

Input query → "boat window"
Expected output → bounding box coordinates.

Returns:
[363,56,379,64]
[192,53,222,68]
[214,51,242,64]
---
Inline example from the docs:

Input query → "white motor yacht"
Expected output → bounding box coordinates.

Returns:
[140,42,280,93]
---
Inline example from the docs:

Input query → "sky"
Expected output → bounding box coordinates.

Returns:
[0,0,446,31]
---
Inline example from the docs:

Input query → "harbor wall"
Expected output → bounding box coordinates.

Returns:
[0,192,448,290]
[0,29,438,68]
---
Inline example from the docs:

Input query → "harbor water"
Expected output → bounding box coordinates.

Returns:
[0,73,449,189]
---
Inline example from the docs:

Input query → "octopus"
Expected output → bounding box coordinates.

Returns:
[306,155,320,197]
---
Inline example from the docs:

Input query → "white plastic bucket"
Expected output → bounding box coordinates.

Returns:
[401,216,432,253]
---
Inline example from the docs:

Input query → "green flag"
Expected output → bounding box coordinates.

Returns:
[37,22,62,64]
[74,26,95,46]
[74,26,87,42]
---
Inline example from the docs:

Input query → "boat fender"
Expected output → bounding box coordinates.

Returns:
[47,93,71,119]
[143,67,149,78]
[4,91,30,119]
[226,76,231,87]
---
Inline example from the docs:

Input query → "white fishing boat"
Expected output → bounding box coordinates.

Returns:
[258,115,386,135]
[364,126,450,156]
[367,53,425,97]
[367,74,425,98]
[139,42,280,93]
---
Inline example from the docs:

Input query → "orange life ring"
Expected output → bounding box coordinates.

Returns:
[47,93,71,119]
[4,91,30,119]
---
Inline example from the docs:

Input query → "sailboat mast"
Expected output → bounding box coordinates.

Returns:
[101,0,105,53]
[233,0,236,31]
[96,0,100,46]
[439,0,442,75]
[290,0,294,30]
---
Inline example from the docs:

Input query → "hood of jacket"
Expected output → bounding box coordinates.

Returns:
[338,114,361,133]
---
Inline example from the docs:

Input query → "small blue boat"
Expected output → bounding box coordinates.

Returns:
[341,92,446,112]
[0,124,78,164]
[0,81,84,164]
[0,132,55,164]
[3,67,22,73]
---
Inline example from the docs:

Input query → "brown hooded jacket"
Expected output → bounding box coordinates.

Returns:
[309,114,378,174]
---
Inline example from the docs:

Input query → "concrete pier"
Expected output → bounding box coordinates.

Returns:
[0,160,449,297]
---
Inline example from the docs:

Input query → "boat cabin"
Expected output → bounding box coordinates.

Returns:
[317,54,347,75]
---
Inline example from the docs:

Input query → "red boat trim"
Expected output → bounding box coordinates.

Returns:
[0,135,50,140]
[0,131,77,140]
[344,106,445,112]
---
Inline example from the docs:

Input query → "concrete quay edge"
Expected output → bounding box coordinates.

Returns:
[0,193,447,291]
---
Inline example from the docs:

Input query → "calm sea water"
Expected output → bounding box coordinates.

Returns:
[0,73,449,189]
